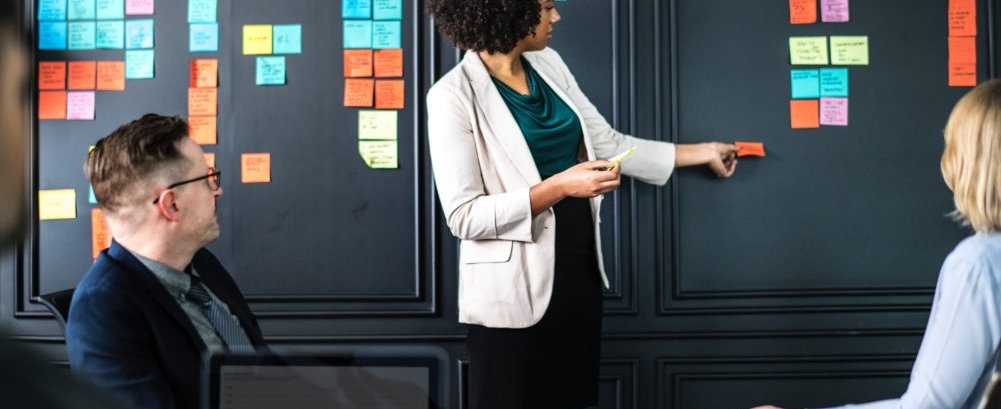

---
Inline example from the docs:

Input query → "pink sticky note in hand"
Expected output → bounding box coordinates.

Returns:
[819,97,848,126]
[66,91,95,121]
[820,0,849,23]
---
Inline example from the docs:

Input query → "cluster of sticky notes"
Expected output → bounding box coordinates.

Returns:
[241,153,271,183]
[38,0,155,52]
[242,24,301,85]
[358,110,398,169]
[38,60,126,121]
[188,59,218,145]
[789,36,868,66]
[948,0,977,87]
[789,68,847,127]
[188,0,218,52]
[790,0,849,24]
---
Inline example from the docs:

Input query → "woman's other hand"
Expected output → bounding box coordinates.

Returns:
[676,142,739,178]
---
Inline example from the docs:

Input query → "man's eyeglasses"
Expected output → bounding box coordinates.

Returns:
[152,167,222,204]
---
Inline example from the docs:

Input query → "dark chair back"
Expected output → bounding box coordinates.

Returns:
[37,288,75,335]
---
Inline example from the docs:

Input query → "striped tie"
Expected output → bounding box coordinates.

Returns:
[186,274,254,353]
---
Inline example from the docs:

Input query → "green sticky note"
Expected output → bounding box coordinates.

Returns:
[789,36,828,65]
[830,35,868,65]
[125,49,154,79]
[344,20,372,48]
[373,0,402,20]
[68,0,96,20]
[819,68,848,97]
[255,56,286,85]
[38,0,67,21]
[372,21,400,49]
[68,21,96,50]
[272,24,302,54]
[189,23,218,52]
[790,69,819,99]
[342,0,371,19]
[358,110,397,140]
[188,0,217,23]
[38,22,67,50]
[95,0,124,19]
[96,20,124,48]
[359,140,398,169]
[125,18,153,49]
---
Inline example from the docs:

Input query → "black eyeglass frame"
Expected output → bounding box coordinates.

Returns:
[152,168,221,204]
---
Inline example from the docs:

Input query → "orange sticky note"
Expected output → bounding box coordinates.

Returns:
[375,79,405,109]
[191,59,218,88]
[189,116,217,145]
[39,61,66,90]
[735,141,766,157]
[39,91,67,120]
[241,153,271,183]
[91,208,112,260]
[345,78,374,107]
[68,61,97,90]
[203,152,216,168]
[949,62,977,87]
[96,61,125,91]
[374,49,403,78]
[949,36,977,64]
[344,49,373,77]
[188,88,218,117]
[789,0,817,24]
[790,99,819,129]
[949,0,976,37]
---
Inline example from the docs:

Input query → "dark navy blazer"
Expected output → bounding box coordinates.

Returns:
[66,240,266,409]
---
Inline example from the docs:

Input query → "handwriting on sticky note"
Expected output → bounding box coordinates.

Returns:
[819,97,848,126]
[39,91,67,120]
[126,0,153,15]
[374,49,403,77]
[191,59,218,88]
[39,62,66,90]
[91,208,112,260]
[344,20,373,49]
[790,99,819,129]
[342,0,371,19]
[96,20,124,49]
[949,36,976,64]
[734,142,765,158]
[39,22,68,50]
[949,0,976,37]
[358,110,398,140]
[203,152,216,168]
[375,79,404,109]
[789,0,816,24]
[188,0,216,23]
[125,49,154,79]
[39,0,67,20]
[373,21,401,49]
[39,189,77,220]
[373,0,402,20]
[344,49,373,77]
[189,23,219,52]
[255,56,286,86]
[829,36,868,65]
[188,88,218,117]
[97,61,125,91]
[125,18,153,49]
[789,37,828,65]
[68,61,96,90]
[243,24,272,55]
[241,153,271,183]
[819,68,848,97]
[189,116,217,145]
[790,69,819,99]
[69,0,97,20]
[68,21,97,50]
[272,24,302,54]
[949,62,977,87]
[345,79,374,107]
[67,91,95,121]
[820,0,849,23]
[96,0,124,20]
[359,141,398,169]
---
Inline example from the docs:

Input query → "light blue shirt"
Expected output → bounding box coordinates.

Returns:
[822,233,1001,409]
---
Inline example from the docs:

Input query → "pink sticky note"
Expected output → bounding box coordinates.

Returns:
[66,91,95,121]
[819,97,848,126]
[820,0,849,23]
[126,0,154,15]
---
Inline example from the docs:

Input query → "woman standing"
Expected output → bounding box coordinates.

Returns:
[426,0,738,408]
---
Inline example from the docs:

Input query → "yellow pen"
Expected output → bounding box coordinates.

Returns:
[604,146,636,171]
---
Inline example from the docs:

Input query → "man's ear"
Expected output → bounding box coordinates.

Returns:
[154,190,181,222]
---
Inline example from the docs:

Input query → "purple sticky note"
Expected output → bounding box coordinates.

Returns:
[125,0,153,15]
[67,91,95,121]
[821,0,849,22]
[820,97,848,126]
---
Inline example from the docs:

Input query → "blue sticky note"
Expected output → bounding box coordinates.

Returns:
[125,49,154,79]
[188,0,216,23]
[38,0,67,21]
[68,21,96,50]
[272,24,302,54]
[68,0,96,20]
[373,0,401,20]
[189,23,218,52]
[95,0,124,19]
[96,20,124,48]
[89,186,97,204]
[38,22,67,50]
[790,69,820,99]
[343,20,372,48]
[125,18,153,49]
[372,21,400,49]
[342,0,371,19]
[820,68,849,97]
[256,56,286,85]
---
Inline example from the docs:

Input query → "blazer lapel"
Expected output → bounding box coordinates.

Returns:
[523,51,595,162]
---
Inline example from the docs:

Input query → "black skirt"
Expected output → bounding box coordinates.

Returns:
[466,196,603,409]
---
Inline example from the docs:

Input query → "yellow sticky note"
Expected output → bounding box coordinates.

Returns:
[39,189,77,220]
[358,110,397,140]
[829,36,868,65]
[359,141,398,169]
[789,36,829,65]
[243,25,273,55]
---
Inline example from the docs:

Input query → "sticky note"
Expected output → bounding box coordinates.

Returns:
[358,110,397,140]
[67,91,95,121]
[39,0,68,21]
[949,62,977,87]
[96,20,124,49]
[789,0,816,24]
[189,23,219,52]
[375,79,404,109]
[68,0,96,20]
[91,208,112,260]
[789,36,828,65]
[820,0,849,23]
[790,99,820,129]
[373,21,401,49]
[255,56,286,86]
[125,49,154,79]
[125,18,153,49]
[344,49,373,77]
[374,48,403,77]
[39,189,76,220]
[829,36,868,65]
[949,36,976,64]
[95,0,124,19]
[96,61,125,91]
[203,152,216,168]
[241,153,271,183]
[189,116,217,145]
[819,68,848,97]
[949,0,976,37]
[734,142,765,157]
[68,21,96,50]
[343,20,372,49]
[68,61,97,90]
[39,22,68,50]
[342,0,371,19]
[790,69,819,99]
[190,58,218,88]
[272,24,302,54]
[359,141,398,169]
[243,24,273,55]
[188,88,217,116]
[89,185,97,204]
[125,0,153,15]
[39,62,67,90]
[819,97,848,126]
[39,91,68,120]
[345,78,374,107]
[188,0,216,23]
[373,0,402,20]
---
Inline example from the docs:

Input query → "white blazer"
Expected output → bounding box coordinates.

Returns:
[427,48,676,328]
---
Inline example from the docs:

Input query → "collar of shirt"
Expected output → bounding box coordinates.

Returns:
[128,251,195,300]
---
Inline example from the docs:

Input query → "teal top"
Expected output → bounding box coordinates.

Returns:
[491,58,583,179]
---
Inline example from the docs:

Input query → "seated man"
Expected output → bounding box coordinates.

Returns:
[67,114,266,409]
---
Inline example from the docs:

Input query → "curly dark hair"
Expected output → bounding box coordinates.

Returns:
[426,0,542,54]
